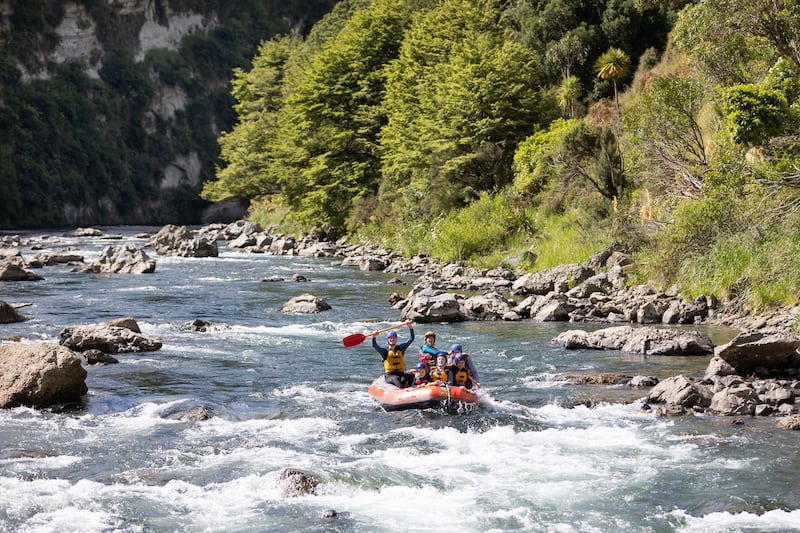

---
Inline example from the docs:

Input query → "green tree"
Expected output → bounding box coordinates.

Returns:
[623,75,708,198]
[557,75,583,118]
[273,0,421,234]
[672,1,775,84]
[380,0,544,219]
[203,34,300,202]
[594,47,631,112]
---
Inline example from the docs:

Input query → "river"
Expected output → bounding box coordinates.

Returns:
[1,228,799,532]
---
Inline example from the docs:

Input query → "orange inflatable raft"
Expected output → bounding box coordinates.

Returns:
[368,376,479,411]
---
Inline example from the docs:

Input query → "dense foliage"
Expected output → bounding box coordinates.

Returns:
[208,0,800,313]
[209,0,673,236]
[0,0,336,228]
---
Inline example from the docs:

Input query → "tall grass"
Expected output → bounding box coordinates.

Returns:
[676,226,800,310]
[532,211,612,269]
[427,191,537,264]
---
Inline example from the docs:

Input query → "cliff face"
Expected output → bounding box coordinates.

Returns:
[0,0,335,229]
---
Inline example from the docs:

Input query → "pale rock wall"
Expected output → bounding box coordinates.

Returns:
[53,3,103,79]
[136,2,216,61]
[163,152,203,188]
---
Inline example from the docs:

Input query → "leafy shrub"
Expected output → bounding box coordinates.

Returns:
[531,210,611,269]
[722,84,791,146]
[428,191,537,263]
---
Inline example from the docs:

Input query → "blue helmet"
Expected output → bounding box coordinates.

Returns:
[450,344,462,352]
[387,331,398,339]
[454,353,466,362]
[415,362,427,371]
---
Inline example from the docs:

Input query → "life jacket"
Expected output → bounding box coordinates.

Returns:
[430,369,448,382]
[383,348,406,373]
[452,367,471,387]
[414,374,430,386]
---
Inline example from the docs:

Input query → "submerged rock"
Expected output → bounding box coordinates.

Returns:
[278,468,321,497]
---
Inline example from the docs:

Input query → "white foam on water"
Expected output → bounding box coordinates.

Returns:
[116,285,159,292]
[671,508,800,532]
[0,478,119,533]
[184,414,340,442]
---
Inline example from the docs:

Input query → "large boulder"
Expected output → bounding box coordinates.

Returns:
[400,288,467,323]
[511,263,594,296]
[646,375,712,409]
[461,292,519,321]
[280,294,332,314]
[59,318,162,353]
[551,326,714,355]
[148,224,219,257]
[714,330,800,376]
[0,256,44,281]
[79,244,156,274]
[709,383,760,416]
[0,343,87,408]
[26,252,85,268]
[63,227,103,237]
[0,301,26,324]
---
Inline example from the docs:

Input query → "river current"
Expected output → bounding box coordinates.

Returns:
[1,228,799,532]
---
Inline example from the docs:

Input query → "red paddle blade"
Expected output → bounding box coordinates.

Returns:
[342,333,367,347]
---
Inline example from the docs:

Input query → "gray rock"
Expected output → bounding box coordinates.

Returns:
[646,375,706,408]
[279,468,321,497]
[26,252,85,268]
[714,330,800,376]
[552,326,714,355]
[0,343,87,408]
[400,288,466,323]
[710,383,759,415]
[83,349,119,365]
[461,292,517,321]
[0,256,44,281]
[59,318,161,353]
[148,224,219,257]
[0,301,26,324]
[280,294,331,314]
[79,244,156,274]
[778,414,800,429]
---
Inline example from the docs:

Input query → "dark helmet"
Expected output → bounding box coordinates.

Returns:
[415,362,427,371]
[454,353,466,362]
[387,331,398,339]
[450,344,462,352]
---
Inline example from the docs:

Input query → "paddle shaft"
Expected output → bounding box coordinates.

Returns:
[342,321,411,348]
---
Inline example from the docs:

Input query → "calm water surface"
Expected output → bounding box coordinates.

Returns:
[1,228,799,532]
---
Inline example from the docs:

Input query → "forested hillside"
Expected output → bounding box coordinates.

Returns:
[0,0,336,228]
[205,0,800,315]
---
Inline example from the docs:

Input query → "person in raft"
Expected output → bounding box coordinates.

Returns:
[448,353,479,389]
[448,343,479,382]
[372,320,415,388]
[419,330,448,371]
[429,354,449,385]
[412,362,431,387]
